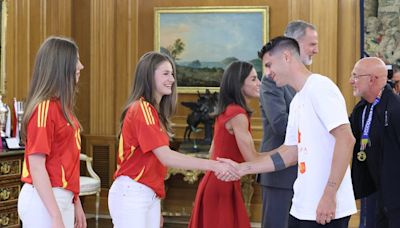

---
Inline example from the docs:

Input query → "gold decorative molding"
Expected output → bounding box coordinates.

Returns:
[0,159,21,177]
[166,168,204,184]
[0,185,20,203]
[0,207,19,227]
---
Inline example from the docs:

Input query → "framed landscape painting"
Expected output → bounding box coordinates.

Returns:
[154,6,269,93]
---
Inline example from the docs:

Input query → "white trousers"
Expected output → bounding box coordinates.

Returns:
[18,183,75,228]
[108,176,161,228]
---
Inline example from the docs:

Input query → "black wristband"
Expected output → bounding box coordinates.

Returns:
[271,152,286,171]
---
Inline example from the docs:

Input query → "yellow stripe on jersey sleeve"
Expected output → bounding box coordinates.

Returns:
[133,166,145,181]
[127,145,136,160]
[139,100,151,125]
[145,102,155,124]
[75,128,81,150]
[61,166,68,188]
[118,135,124,162]
[43,100,49,127]
[139,100,155,125]
[22,159,29,178]
[37,100,50,128]
[37,103,41,127]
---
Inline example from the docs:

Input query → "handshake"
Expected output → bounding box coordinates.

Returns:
[207,147,293,181]
[211,158,252,182]
[209,150,291,182]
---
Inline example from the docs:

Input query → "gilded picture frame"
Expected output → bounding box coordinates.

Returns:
[154,6,269,93]
[0,0,8,95]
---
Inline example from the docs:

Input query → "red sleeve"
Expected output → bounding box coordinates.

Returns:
[26,100,53,156]
[136,101,169,153]
[220,104,248,124]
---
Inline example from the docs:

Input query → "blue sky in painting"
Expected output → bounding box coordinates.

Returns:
[160,12,263,62]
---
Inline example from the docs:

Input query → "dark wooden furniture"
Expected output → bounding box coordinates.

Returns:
[0,150,24,228]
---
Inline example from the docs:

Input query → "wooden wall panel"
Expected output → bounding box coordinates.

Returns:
[47,0,72,36]
[4,0,15,101]
[6,0,30,103]
[73,0,139,135]
[3,0,361,134]
[309,0,338,83]
[72,0,91,132]
[114,0,138,132]
[89,0,115,135]
[4,0,360,141]
[288,0,310,20]
[288,0,338,82]
[29,0,44,67]
[288,0,359,113]
[338,0,360,112]
[5,0,138,136]
[82,135,117,188]
[5,0,72,105]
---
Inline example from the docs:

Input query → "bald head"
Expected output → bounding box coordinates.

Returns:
[355,57,387,79]
[350,57,388,102]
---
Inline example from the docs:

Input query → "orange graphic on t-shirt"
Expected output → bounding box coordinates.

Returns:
[298,129,301,143]
[299,162,306,174]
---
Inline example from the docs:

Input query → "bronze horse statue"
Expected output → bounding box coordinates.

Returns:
[181,89,218,145]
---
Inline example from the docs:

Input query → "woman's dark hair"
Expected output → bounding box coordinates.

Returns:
[217,61,254,116]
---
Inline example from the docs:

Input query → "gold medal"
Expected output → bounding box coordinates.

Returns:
[357,151,367,161]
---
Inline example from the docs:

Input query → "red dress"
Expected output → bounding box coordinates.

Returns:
[189,104,251,228]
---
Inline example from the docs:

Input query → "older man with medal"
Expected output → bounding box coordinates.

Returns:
[349,57,400,228]
[357,92,381,163]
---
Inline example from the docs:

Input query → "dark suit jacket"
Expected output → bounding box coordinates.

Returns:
[350,85,400,212]
[257,76,297,189]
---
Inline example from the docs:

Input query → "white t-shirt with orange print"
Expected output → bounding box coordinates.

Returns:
[284,74,357,220]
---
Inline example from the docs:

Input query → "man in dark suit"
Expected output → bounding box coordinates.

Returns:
[258,20,318,228]
[350,57,400,228]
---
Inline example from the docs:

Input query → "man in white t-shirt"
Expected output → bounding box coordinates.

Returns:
[257,20,319,228]
[218,36,357,227]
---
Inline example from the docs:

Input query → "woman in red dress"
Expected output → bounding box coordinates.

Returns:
[189,61,264,228]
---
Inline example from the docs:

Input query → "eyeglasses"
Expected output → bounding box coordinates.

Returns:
[349,73,372,81]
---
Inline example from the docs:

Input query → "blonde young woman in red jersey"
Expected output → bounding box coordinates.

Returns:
[18,37,86,228]
[108,51,239,228]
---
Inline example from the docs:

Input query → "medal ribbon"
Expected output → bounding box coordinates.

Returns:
[360,94,381,151]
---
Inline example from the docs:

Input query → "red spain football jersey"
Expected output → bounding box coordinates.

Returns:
[114,97,170,198]
[21,99,81,197]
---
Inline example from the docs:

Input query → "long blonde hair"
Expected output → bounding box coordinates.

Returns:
[120,51,177,135]
[21,36,80,142]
